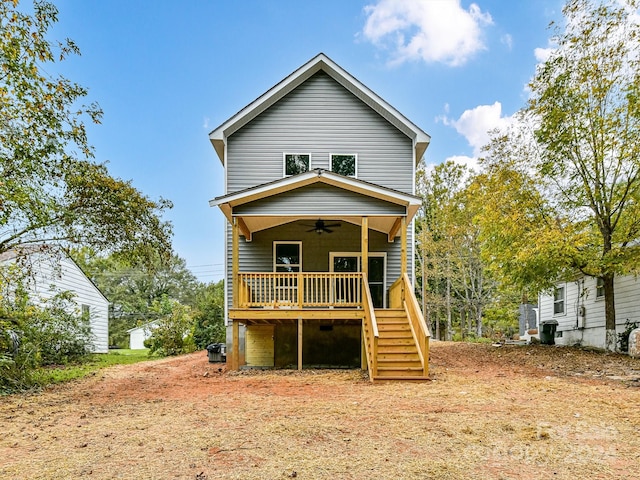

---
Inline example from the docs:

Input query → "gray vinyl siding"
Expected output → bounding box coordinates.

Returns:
[538,275,640,349]
[224,220,407,317]
[226,71,414,194]
[234,183,406,217]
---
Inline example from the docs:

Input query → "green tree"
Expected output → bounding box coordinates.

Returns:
[0,0,172,267]
[144,295,196,357]
[416,161,499,340]
[192,280,225,349]
[73,250,200,347]
[480,0,640,351]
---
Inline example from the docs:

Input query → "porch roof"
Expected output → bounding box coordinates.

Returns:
[209,169,422,239]
[208,53,431,165]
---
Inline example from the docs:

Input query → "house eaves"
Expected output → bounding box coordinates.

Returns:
[208,53,431,165]
[209,169,422,226]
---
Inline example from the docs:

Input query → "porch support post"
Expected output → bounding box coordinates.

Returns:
[361,216,369,371]
[297,317,303,371]
[361,216,368,278]
[231,320,240,371]
[232,217,239,308]
[400,216,407,276]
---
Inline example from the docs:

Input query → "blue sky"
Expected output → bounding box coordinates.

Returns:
[50,0,563,282]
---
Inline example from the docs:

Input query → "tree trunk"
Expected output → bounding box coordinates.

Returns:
[476,305,483,338]
[603,273,617,352]
[446,272,452,341]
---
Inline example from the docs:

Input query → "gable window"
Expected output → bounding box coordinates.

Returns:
[284,153,310,176]
[596,277,604,299]
[274,241,302,272]
[330,154,357,177]
[553,285,565,315]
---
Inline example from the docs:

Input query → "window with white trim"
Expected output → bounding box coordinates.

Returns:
[553,285,565,315]
[283,153,310,176]
[274,241,302,272]
[596,277,604,299]
[330,154,357,177]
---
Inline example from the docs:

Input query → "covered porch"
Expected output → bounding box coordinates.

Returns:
[211,169,430,380]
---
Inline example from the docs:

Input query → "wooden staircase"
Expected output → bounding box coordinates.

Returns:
[373,308,429,381]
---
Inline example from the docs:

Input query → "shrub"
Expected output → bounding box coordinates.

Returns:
[0,288,94,393]
[144,296,196,356]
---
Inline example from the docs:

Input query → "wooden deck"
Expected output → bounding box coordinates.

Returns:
[229,272,430,381]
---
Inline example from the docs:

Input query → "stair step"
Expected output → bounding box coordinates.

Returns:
[378,347,420,359]
[378,323,411,332]
[377,331,414,339]
[376,366,426,376]
[378,338,415,346]
[374,309,406,317]
[372,376,430,382]
[377,346,418,354]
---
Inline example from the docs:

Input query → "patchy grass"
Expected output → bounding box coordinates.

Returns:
[32,348,155,386]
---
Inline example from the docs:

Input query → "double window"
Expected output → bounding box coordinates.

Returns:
[553,285,565,315]
[284,153,310,176]
[330,154,357,177]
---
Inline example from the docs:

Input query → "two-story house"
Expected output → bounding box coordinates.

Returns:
[209,54,430,381]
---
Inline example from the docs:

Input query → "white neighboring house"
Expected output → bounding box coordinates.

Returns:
[127,321,158,350]
[0,249,110,353]
[538,274,640,349]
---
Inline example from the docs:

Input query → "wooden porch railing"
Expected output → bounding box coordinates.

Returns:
[389,273,430,376]
[236,272,362,308]
[361,273,379,381]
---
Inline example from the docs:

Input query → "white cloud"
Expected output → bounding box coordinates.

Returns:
[447,102,512,156]
[446,155,479,172]
[362,0,493,66]
[534,46,554,63]
[501,33,513,50]
[202,117,210,130]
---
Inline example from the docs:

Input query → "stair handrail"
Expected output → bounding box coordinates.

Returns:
[390,273,430,377]
[361,273,378,380]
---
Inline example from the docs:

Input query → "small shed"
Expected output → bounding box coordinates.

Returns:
[127,321,158,350]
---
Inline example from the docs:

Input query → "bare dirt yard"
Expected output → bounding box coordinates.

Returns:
[2,342,639,480]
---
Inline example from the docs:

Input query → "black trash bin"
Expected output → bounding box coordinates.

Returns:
[539,320,559,345]
[206,343,227,363]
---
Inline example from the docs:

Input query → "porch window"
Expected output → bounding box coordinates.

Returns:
[274,241,302,272]
[330,154,357,177]
[553,285,565,315]
[284,153,310,176]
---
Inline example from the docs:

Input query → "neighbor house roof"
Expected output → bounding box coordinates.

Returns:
[209,53,431,166]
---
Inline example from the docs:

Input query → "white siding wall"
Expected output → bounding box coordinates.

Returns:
[538,275,640,349]
[22,253,109,353]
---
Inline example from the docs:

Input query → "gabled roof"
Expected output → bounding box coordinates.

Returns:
[210,169,422,239]
[209,53,431,165]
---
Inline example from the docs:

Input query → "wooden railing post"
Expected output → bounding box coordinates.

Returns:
[297,272,303,308]
[232,218,239,309]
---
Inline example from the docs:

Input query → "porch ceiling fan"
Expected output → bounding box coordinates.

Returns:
[305,219,341,234]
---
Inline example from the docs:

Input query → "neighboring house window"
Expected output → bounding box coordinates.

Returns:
[81,304,90,321]
[553,286,565,315]
[284,153,310,176]
[596,277,604,298]
[274,242,302,272]
[330,154,357,177]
